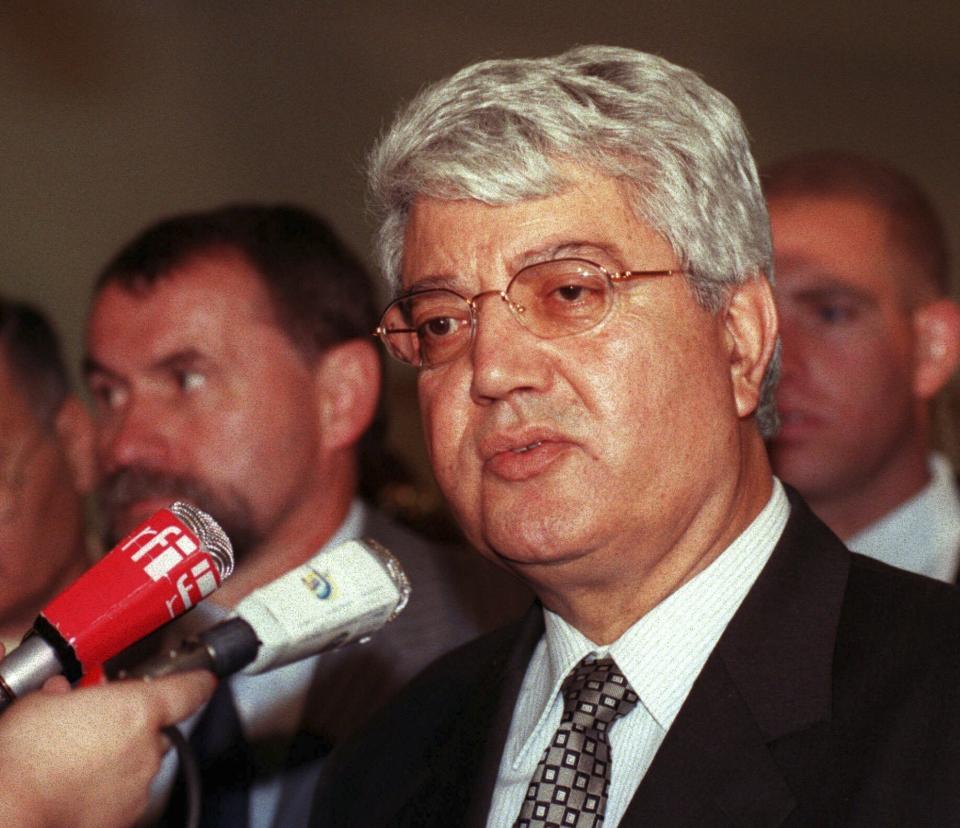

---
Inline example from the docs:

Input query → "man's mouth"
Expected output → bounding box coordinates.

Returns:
[485,437,572,482]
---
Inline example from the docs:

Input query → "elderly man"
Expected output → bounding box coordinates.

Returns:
[84,204,528,827]
[311,47,960,826]
[0,297,95,651]
[764,151,960,582]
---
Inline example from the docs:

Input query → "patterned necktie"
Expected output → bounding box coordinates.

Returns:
[514,655,639,828]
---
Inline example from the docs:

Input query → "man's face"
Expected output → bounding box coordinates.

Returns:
[403,165,753,586]
[767,194,921,505]
[0,356,85,623]
[85,251,324,556]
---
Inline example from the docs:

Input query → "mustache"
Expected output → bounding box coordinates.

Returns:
[98,468,219,518]
[97,468,257,557]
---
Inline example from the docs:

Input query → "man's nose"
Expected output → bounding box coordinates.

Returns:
[468,293,552,403]
[98,396,172,473]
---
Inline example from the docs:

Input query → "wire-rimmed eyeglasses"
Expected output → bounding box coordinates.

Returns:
[375,257,684,368]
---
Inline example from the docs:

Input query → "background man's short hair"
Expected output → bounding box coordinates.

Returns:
[96,203,378,360]
[0,296,71,428]
[762,149,950,298]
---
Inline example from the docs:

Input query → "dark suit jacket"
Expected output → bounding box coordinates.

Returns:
[310,494,960,826]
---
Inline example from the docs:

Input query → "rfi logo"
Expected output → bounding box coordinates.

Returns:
[122,520,219,616]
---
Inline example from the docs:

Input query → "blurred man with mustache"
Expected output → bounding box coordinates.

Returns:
[84,204,529,827]
[764,151,960,582]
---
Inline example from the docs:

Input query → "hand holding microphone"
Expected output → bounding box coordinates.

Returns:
[0,502,234,709]
[0,660,215,828]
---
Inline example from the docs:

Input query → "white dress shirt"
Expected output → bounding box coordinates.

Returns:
[486,480,790,828]
[847,452,960,583]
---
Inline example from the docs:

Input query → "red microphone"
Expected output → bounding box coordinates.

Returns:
[0,501,233,710]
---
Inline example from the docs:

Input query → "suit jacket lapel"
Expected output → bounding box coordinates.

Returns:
[393,606,545,828]
[621,491,850,827]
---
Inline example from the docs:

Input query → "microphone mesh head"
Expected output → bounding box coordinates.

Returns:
[169,501,235,579]
[362,538,412,619]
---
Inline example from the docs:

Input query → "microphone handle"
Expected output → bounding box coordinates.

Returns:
[0,628,66,712]
[124,618,261,680]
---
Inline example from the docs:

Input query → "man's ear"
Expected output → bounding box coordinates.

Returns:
[313,339,382,452]
[913,298,960,399]
[723,275,779,420]
[54,395,96,494]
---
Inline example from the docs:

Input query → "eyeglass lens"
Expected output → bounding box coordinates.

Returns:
[380,259,614,367]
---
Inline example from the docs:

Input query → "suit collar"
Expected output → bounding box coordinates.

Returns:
[621,490,850,826]
[462,607,545,827]
[715,488,848,739]
[386,605,545,828]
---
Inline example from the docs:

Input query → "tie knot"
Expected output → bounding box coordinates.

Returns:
[561,655,638,729]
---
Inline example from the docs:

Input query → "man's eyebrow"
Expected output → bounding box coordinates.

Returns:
[528,240,630,263]
[398,240,634,298]
[154,348,207,372]
[396,275,463,297]
[82,356,117,380]
[82,348,208,380]
[789,282,875,304]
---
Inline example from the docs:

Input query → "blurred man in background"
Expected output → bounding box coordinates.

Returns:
[84,204,529,827]
[0,297,95,651]
[764,151,960,582]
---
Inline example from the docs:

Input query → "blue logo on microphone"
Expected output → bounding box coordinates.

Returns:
[303,567,334,599]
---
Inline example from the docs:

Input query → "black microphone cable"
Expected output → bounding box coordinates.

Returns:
[164,724,202,828]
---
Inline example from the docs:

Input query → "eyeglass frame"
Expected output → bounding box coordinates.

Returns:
[374,257,686,368]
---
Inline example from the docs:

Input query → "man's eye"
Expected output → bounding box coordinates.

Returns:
[89,383,126,411]
[815,303,855,324]
[554,284,585,302]
[420,316,464,339]
[177,370,206,392]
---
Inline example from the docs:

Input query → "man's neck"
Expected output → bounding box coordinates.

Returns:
[211,492,355,609]
[808,451,932,541]
[529,451,775,645]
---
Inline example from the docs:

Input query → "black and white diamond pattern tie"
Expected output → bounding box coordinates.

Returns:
[514,655,639,828]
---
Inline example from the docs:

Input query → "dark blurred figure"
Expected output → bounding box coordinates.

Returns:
[765,151,960,582]
[0,296,95,651]
[83,204,530,827]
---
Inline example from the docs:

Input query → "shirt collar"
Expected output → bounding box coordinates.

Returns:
[848,452,960,582]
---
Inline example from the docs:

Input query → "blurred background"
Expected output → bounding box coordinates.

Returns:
[3,1,958,512]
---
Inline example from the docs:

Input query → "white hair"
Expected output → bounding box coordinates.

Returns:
[368,45,779,435]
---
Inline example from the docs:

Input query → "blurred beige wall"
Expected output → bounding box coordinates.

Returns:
[3,1,958,496]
